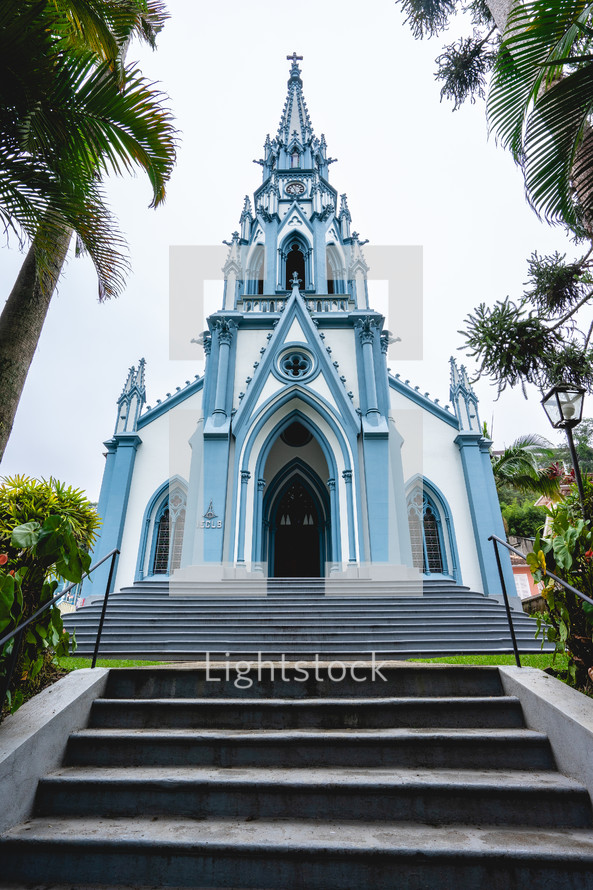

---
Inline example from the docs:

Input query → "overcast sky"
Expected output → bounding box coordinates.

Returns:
[0,0,579,500]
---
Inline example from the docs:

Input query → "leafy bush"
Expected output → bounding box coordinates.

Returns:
[0,477,100,717]
[501,501,547,538]
[527,481,593,690]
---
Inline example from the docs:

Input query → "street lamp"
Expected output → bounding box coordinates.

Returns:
[541,384,586,510]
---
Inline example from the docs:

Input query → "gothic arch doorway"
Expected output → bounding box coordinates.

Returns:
[263,462,330,578]
[272,478,321,577]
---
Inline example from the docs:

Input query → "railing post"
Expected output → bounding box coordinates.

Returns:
[91,550,118,669]
[489,536,522,668]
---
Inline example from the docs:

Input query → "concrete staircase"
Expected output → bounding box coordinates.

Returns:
[61,578,551,660]
[1,664,593,888]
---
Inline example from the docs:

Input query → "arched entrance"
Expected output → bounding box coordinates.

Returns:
[272,477,322,577]
[263,457,330,578]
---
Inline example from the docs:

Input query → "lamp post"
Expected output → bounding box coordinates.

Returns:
[541,384,586,512]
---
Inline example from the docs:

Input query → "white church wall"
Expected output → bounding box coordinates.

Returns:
[115,393,202,589]
[319,329,360,407]
[389,388,484,592]
[233,329,270,410]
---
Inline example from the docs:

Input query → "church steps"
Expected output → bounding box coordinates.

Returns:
[88,696,526,730]
[3,665,592,888]
[62,579,551,658]
[65,726,555,771]
[34,766,590,828]
[5,817,593,890]
[103,665,506,697]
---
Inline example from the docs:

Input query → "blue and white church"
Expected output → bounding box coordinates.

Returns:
[90,56,513,598]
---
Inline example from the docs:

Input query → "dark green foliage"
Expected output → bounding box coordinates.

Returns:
[461,250,593,394]
[396,0,498,106]
[399,0,457,39]
[525,251,593,313]
[501,501,547,536]
[436,33,498,108]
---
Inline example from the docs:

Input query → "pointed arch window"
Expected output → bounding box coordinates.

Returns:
[283,238,309,291]
[150,488,187,576]
[247,246,265,295]
[326,245,345,295]
[291,150,300,168]
[407,490,447,575]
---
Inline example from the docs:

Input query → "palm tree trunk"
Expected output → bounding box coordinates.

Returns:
[0,227,72,461]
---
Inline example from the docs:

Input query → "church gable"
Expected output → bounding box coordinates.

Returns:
[233,290,359,440]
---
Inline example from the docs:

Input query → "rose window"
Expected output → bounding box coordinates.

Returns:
[280,351,312,378]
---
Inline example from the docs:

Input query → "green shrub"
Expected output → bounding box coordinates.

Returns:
[0,477,100,718]
[501,501,547,538]
[527,479,593,690]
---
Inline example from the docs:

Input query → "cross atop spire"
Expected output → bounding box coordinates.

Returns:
[278,52,312,144]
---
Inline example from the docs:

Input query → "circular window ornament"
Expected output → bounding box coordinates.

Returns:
[280,351,312,378]
[273,344,318,384]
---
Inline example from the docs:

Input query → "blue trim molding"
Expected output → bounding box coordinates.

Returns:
[84,433,142,595]
[455,432,515,596]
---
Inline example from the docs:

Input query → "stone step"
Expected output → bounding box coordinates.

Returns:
[3,817,593,889]
[34,766,592,828]
[69,628,541,646]
[88,695,525,730]
[103,665,506,699]
[64,727,555,770]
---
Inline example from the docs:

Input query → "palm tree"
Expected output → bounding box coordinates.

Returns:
[491,434,562,497]
[0,1,177,459]
[488,0,593,237]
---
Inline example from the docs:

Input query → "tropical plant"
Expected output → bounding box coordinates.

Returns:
[491,433,561,496]
[488,0,593,237]
[527,481,593,689]
[0,477,100,718]
[0,0,177,459]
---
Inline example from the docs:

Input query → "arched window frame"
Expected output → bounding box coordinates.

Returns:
[405,479,461,582]
[326,243,346,295]
[136,478,188,580]
[280,233,312,292]
[246,244,265,295]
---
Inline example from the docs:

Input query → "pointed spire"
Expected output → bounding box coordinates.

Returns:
[277,52,314,145]
[449,357,481,432]
[115,359,147,435]
[240,195,253,221]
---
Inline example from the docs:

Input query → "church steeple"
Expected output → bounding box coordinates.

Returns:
[222,55,368,306]
[277,52,313,146]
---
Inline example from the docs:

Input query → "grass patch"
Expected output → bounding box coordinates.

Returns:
[409,653,569,671]
[58,657,169,669]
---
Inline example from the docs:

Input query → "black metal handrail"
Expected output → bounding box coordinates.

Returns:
[489,533,593,670]
[0,548,119,712]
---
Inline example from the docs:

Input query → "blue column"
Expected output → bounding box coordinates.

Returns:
[360,331,379,416]
[251,478,266,564]
[236,471,251,564]
[214,330,232,416]
[84,434,142,596]
[342,470,357,563]
[455,432,516,597]
[327,478,341,565]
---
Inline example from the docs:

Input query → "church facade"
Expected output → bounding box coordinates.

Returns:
[88,56,514,598]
